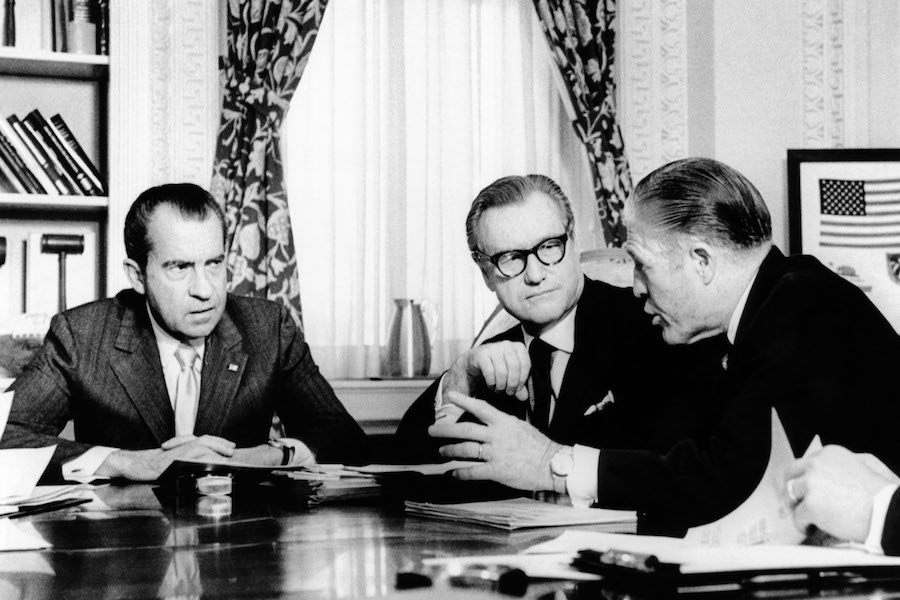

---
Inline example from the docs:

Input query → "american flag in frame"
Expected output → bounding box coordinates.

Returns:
[787,148,900,332]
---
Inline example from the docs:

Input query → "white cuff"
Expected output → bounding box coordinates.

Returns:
[567,444,600,508]
[62,446,118,482]
[433,374,464,423]
[863,484,899,554]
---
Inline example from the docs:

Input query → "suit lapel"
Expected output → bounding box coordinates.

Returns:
[109,301,173,444]
[194,308,247,435]
[550,278,603,441]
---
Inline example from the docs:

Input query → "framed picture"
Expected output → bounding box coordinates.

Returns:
[787,148,900,332]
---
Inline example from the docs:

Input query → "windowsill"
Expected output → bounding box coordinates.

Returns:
[331,377,433,436]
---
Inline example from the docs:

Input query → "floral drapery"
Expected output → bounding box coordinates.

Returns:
[211,0,329,326]
[532,0,633,247]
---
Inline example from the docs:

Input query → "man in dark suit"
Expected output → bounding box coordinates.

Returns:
[430,158,900,529]
[394,174,726,463]
[1,183,367,481]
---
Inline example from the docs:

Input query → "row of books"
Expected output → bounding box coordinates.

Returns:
[0,0,109,55]
[0,109,104,196]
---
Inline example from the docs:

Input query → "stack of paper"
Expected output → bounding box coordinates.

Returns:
[281,465,382,502]
[405,497,637,531]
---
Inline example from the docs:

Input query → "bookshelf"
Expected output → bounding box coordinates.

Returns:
[0,47,108,322]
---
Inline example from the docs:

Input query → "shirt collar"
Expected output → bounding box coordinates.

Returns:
[522,303,577,354]
[146,303,206,367]
[726,268,760,345]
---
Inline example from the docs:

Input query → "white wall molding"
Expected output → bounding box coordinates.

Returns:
[619,0,689,184]
[107,0,219,295]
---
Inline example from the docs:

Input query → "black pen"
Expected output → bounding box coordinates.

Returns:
[8,497,92,519]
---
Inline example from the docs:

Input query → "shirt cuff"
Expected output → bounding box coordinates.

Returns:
[433,374,464,422]
[864,484,899,554]
[568,444,600,508]
[62,446,118,482]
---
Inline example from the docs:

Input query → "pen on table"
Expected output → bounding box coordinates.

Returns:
[8,497,92,519]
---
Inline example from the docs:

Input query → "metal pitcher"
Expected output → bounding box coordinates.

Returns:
[385,299,436,377]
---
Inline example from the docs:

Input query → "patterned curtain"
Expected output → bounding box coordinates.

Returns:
[532,0,633,247]
[211,0,329,326]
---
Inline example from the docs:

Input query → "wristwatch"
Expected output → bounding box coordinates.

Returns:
[549,446,574,494]
[268,439,295,466]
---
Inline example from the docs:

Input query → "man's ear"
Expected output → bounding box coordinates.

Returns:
[480,265,498,292]
[123,258,146,295]
[688,240,716,285]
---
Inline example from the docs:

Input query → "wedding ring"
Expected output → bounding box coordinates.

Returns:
[477,443,484,461]
[786,478,800,503]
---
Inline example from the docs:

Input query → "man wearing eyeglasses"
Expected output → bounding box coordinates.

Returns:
[394,174,724,465]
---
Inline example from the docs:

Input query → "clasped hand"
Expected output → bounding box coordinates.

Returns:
[784,445,900,543]
[429,391,559,492]
[97,435,314,481]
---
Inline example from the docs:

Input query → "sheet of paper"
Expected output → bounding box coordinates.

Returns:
[422,553,599,581]
[0,446,56,504]
[346,460,481,475]
[0,390,12,434]
[684,409,822,546]
[0,520,51,553]
[524,529,900,574]
[406,497,636,530]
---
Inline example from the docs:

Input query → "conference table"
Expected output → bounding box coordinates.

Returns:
[4,478,900,600]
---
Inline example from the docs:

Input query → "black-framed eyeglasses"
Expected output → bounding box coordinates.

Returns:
[473,233,569,278]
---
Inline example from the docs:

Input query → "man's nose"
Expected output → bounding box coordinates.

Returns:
[632,272,647,298]
[523,253,547,284]
[189,268,213,299]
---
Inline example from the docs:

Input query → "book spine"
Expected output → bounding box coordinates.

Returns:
[25,110,95,195]
[22,110,86,195]
[0,148,27,193]
[0,116,58,195]
[49,114,103,194]
[97,0,108,55]
[9,115,74,194]
[0,129,45,193]
[0,155,17,192]
[1,0,13,47]
[50,0,66,51]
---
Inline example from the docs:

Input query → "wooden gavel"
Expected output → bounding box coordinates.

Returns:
[41,234,84,313]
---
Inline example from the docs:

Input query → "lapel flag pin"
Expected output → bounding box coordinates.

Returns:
[228,363,238,372]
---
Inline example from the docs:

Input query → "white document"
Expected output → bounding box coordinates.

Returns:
[524,529,900,574]
[684,409,822,546]
[0,520,51,553]
[0,390,12,434]
[0,446,56,504]
[406,497,636,530]
[346,460,481,475]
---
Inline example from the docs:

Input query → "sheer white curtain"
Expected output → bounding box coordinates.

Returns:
[285,0,598,380]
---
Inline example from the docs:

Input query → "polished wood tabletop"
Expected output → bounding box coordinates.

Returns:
[5,479,900,600]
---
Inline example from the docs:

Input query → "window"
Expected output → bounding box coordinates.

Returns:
[285,0,598,379]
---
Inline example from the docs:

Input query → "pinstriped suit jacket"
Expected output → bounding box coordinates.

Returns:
[1,289,367,480]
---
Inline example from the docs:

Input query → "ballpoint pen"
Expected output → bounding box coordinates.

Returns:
[8,497,92,519]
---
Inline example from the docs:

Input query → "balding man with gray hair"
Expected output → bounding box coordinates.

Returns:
[432,158,900,533]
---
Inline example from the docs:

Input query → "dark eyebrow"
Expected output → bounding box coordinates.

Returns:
[161,260,193,268]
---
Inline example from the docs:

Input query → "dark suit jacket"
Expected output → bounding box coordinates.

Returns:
[1,289,368,479]
[881,491,900,555]
[595,247,900,529]
[393,276,728,462]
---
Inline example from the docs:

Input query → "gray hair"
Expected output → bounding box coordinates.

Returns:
[465,174,575,253]
[630,157,772,250]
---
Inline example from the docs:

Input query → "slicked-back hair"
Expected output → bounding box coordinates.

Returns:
[124,183,226,270]
[630,157,772,250]
[465,174,575,254]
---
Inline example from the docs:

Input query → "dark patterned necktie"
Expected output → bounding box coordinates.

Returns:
[529,337,555,434]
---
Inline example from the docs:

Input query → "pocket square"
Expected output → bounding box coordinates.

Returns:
[584,391,615,416]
